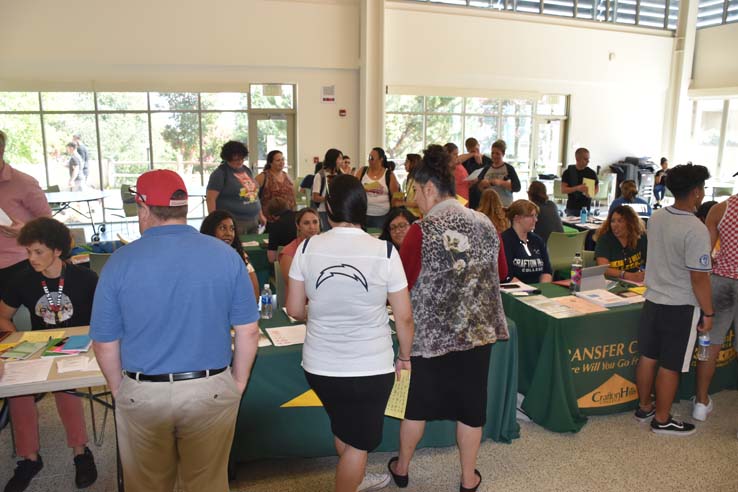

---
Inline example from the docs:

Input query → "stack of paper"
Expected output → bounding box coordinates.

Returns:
[42,335,92,358]
[0,359,54,385]
[500,282,539,294]
[56,356,100,374]
[1,341,46,360]
[265,325,307,347]
[575,289,631,308]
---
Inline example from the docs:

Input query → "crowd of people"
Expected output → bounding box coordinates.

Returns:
[0,125,736,492]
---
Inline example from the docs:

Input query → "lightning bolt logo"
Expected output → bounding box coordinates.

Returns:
[316,264,368,291]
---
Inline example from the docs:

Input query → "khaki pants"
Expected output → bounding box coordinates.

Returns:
[115,370,241,492]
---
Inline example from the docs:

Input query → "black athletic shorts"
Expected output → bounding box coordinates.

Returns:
[638,300,700,373]
[304,371,394,452]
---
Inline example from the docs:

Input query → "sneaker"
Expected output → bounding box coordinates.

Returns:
[73,447,97,489]
[650,416,696,436]
[634,405,655,422]
[357,472,391,491]
[4,456,43,492]
[691,396,713,422]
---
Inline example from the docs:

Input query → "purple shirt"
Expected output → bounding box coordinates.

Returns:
[0,163,52,268]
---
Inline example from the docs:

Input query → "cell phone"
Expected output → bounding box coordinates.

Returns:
[500,283,521,289]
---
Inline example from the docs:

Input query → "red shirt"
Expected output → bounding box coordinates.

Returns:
[454,164,470,205]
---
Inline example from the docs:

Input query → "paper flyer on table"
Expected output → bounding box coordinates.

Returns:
[517,295,580,319]
[56,356,98,373]
[0,358,54,385]
[241,241,259,248]
[258,332,273,348]
[385,370,411,419]
[21,331,65,343]
[265,325,307,347]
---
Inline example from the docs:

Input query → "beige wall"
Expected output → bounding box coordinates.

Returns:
[385,3,674,167]
[0,0,361,176]
[692,22,738,93]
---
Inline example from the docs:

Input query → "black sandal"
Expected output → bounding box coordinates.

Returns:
[459,469,482,492]
[387,456,408,488]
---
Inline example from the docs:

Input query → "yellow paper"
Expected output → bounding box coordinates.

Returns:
[0,343,18,352]
[21,331,65,343]
[628,286,647,295]
[384,370,411,419]
[363,181,381,191]
[455,194,469,207]
[583,178,596,197]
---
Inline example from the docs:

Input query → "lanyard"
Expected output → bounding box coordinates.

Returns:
[40,265,65,325]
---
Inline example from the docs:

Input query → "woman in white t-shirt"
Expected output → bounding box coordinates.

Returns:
[311,148,343,232]
[356,147,402,229]
[287,174,414,492]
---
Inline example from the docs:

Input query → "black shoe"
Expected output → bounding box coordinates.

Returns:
[4,456,43,492]
[460,469,482,492]
[74,447,97,489]
[650,416,696,436]
[634,405,655,423]
[387,457,408,488]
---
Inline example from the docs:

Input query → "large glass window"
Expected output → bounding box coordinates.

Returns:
[0,90,294,225]
[385,92,568,188]
[406,0,676,29]
[689,98,737,183]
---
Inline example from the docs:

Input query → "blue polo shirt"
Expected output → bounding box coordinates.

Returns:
[90,224,259,374]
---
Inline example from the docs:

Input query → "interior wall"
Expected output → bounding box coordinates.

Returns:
[385,3,675,168]
[0,0,362,176]
[692,22,738,93]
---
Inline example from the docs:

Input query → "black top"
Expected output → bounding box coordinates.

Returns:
[561,165,598,213]
[501,228,553,284]
[533,200,564,243]
[2,263,98,330]
[463,155,492,210]
[268,210,297,252]
[594,230,647,273]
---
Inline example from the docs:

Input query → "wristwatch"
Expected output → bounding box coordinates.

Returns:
[703,312,715,318]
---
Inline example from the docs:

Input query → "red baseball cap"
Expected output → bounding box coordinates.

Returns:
[133,170,188,207]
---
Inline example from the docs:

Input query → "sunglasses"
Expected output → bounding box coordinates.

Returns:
[127,186,146,204]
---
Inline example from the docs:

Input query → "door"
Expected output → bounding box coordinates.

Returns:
[248,113,296,180]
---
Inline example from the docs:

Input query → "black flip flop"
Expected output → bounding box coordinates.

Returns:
[459,469,482,492]
[387,456,408,488]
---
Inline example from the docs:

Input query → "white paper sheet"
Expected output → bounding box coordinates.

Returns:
[265,325,307,347]
[465,167,485,181]
[258,332,273,348]
[0,358,54,385]
[0,208,11,227]
[56,356,98,373]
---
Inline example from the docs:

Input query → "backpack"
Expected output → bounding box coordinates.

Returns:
[358,166,392,203]
[310,170,328,209]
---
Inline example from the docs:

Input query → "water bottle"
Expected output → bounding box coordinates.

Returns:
[579,208,588,224]
[260,284,273,319]
[570,252,583,293]
[697,333,711,361]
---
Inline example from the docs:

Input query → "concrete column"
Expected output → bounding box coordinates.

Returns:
[661,0,699,163]
[359,0,385,164]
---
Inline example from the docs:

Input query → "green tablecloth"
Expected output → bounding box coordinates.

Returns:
[240,233,271,288]
[230,311,520,462]
[504,283,738,433]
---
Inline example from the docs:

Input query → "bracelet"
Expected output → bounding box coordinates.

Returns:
[397,357,410,362]
[703,312,715,318]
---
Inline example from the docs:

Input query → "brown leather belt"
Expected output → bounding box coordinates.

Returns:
[124,367,227,382]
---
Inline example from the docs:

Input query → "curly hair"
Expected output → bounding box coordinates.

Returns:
[594,205,644,249]
[219,140,248,162]
[414,144,454,197]
[17,217,72,258]
[477,189,509,233]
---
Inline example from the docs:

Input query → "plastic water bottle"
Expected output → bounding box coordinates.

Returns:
[697,333,711,361]
[260,284,273,319]
[579,208,588,224]
[570,252,583,293]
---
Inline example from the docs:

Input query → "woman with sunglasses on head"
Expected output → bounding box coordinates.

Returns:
[593,204,647,283]
[200,210,260,301]
[206,141,265,235]
[286,174,413,492]
[501,199,553,284]
[356,147,402,229]
[277,207,321,303]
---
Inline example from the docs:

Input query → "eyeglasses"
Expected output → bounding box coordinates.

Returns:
[390,222,410,232]
[127,186,146,204]
[368,155,374,161]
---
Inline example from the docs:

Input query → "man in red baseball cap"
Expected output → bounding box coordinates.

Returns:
[90,169,260,491]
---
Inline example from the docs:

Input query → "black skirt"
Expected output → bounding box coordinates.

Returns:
[304,371,394,451]
[404,344,492,427]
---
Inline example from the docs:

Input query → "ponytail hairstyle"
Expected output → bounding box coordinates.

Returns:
[412,144,455,198]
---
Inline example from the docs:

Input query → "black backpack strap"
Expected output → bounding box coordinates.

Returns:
[359,166,368,180]
[301,237,311,254]
[386,240,394,259]
[319,171,327,196]
[479,164,491,182]
[385,170,392,203]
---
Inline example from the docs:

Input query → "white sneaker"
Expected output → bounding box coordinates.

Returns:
[357,472,391,491]
[691,396,713,421]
